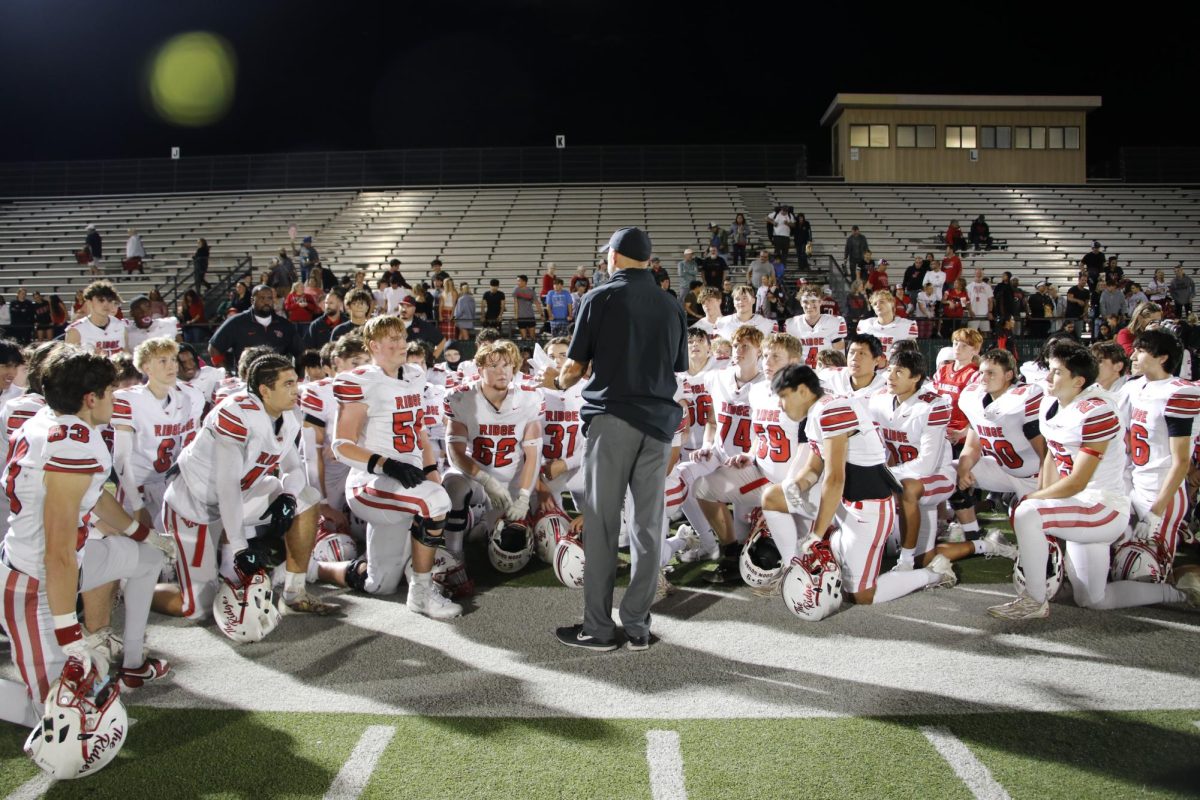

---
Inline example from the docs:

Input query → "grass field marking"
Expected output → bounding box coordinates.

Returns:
[885,614,986,635]
[645,729,688,800]
[956,587,1016,598]
[3,772,52,800]
[322,724,397,800]
[726,670,831,695]
[673,586,750,602]
[919,725,1012,800]
[1118,614,1200,633]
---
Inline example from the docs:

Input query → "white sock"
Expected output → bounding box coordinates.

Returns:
[762,509,799,564]
[679,494,717,551]
[972,540,988,555]
[121,542,163,669]
[873,568,939,604]
[283,570,305,599]
[962,520,980,533]
[898,547,915,567]
[413,571,433,587]
[732,506,752,544]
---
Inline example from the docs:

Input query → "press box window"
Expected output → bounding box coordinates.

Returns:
[945,126,977,149]
[849,124,889,148]
[980,126,1011,149]
[897,125,935,148]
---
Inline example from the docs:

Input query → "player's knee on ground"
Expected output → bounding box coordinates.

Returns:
[761,484,787,512]
[442,473,474,507]
[901,479,924,504]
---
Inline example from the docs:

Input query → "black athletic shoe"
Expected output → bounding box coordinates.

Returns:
[703,558,741,585]
[555,624,618,652]
[626,634,651,651]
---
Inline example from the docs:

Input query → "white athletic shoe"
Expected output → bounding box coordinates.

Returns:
[407,580,463,620]
[675,525,720,563]
[987,592,1049,620]
[890,560,914,573]
[654,571,677,602]
[750,575,783,598]
[927,554,957,589]
[1174,572,1200,608]
[982,529,1018,561]
[945,522,966,543]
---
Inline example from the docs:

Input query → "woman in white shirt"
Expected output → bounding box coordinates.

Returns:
[924,260,946,300]
[1146,269,1169,304]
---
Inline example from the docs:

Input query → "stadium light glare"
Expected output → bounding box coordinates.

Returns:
[146,32,237,127]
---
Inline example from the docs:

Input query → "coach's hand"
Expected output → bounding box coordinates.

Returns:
[540,365,560,390]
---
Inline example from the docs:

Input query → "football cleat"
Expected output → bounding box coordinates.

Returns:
[987,592,1049,620]
[116,658,172,690]
[927,554,957,588]
[284,592,340,616]
[1174,571,1200,608]
[406,580,463,620]
[982,530,1018,561]
[654,570,676,602]
[944,522,966,543]
[674,525,720,563]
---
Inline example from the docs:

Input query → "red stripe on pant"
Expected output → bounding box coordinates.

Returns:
[1036,502,1106,518]
[665,479,687,509]
[739,477,770,495]
[849,498,892,593]
[1157,486,1187,559]
[358,486,431,517]
[168,507,200,619]
[1045,511,1121,529]
[3,570,33,700]
[353,489,422,517]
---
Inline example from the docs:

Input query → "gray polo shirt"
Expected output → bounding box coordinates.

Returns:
[569,268,688,443]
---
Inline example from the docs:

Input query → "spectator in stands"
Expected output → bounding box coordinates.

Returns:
[729,213,750,266]
[1048,284,1067,329]
[307,292,345,349]
[1065,273,1091,324]
[146,288,168,320]
[719,277,735,316]
[569,264,591,294]
[1170,264,1195,315]
[677,248,699,288]
[771,253,786,286]
[969,215,992,250]
[125,228,146,274]
[902,255,928,298]
[411,282,434,320]
[1103,256,1125,288]
[1147,269,1169,305]
[844,225,869,279]
[1115,301,1162,355]
[268,247,296,296]
[915,282,938,338]
[303,271,324,301]
[1125,282,1149,317]
[792,212,812,270]
[7,289,33,344]
[964,268,993,331]
[84,223,103,276]
[572,280,588,320]
[942,278,969,336]
[285,280,321,325]
[436,275,459,341]
[482,278,505,329]
[700,246,728,289]
[1081,241,1106,283]
[32,292,52,341]
[682,280,704,325]
[70,289,86,321]
[372,274,389,311]
[330,289,373,341]
[922,258,946,301]
[48,295,68,338]
[378,273,403,314]
[295,236,319,283]
[940,246,962,287]
[820,285,839,316]
[658,273,679,305]
[1098,278,1127,324]
[992,272,1014,322]
[428,257,444,277]
[540,263,558,303]
[989,317,1020,360]
[189,237,210,290]
[179,289,208,344]
[454,283,476,341]
[707,221,729,258]
[748,250,773,292]
[513,275,540,340]
[859,249,877,281]
[399,295,446,357]
[867,260,890,292]
[766,206,794,265]
[0,295,9,338]
[844,280,868,332]
[591,259,609,288]
[1026,282,1054,339]
[649,257,669,286]
[228,280,251,316]
[945,220,966,252]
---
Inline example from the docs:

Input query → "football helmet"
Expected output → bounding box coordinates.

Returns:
[312,530,359,564]
[780,539,843,621]
[213,572,281,643]
[430,547,474,599]
[738,524,783,589]
[553,531,586,588]
[488,520,533,573]
[1012,535,1065,599]
[534,510,571,564]
[25,661,128,779]
[1110,540,1167,584]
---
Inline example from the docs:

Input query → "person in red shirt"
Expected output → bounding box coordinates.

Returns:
[867,260,891,292]
[540,263,557,302]
[933,326,982,447]
[941,246,962,287]
[945,220,966,252]
[941,277,968,337]
[819,286,840,316]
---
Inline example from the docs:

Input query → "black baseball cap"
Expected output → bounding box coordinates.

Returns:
[598,227,653,262]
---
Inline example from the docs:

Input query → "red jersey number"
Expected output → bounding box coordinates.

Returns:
[753,424,791,463]
[4,438,29,515]
[1127,424,1150,467]
[717,414,753,453]
[979,436,1024,471]
[473,436,518,469]
[542,424,579,461]
[392,411,418,454]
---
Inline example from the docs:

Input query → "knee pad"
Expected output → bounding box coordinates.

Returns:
[344,557,369,592]
[443,506,470,534]
[410,516,446,549]
[949,488,977,511]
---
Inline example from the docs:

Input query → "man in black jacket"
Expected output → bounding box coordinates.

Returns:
[8,288,35,343]
[307,292,346,349]
[208,285,302,371]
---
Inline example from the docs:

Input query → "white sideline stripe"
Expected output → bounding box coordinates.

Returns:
[645,730,688,800]
[4,773,53,800]
[1120,615,1200,633]
[676,586,750,602]
[728,670,831,695]
[887,614,985,635]
[957,587,1016,598]
[323,725,396,800]
[920,726,1011,800]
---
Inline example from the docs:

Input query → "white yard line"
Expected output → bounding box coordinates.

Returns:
[3,773,53,800]
[957,586,1017,598]
[322,725,397,800]
[645,730,688,800]
[920,726,1011,800]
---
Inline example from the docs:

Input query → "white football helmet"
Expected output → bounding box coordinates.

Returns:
[213,573,281,643]
[312,530,358,564]
[780,540,843,621]
[488,520,534,573]
[553,531,586,588]
[739,525,783,589]
[1012,535,1065,599]
[25,662,128,779]
[534,511,571,564]
[430,547,474,599]
[1110,541,1167,584]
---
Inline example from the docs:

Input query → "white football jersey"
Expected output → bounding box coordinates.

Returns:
[958,382,1044,478]
[804,394,886,467]
[175,391,302,514]
[692,318,720,338]
[444,381,543,484]
[186,364,225,406]
[678,364,715,451]
[126,317,181,353]
[299,377,338,429]
[456,360,480,386]
[865,387,951,481]
[3,408,111,579]
[0,393,46,459]
[820,367,887,398]
[333,364,428,469]
[541,382,585,471]
[112,382,205,487]
[421,380,447,448]
[66,315,129,356]
[855,316,918,354]
[1039,386,1125,497]
[1119,377,1200,494]
[211,376,246,407]
[1019,360,1048,388]
[714,313,776,341]
[784,314,848,368]
[705,368,765,456]
[748,381,802,483]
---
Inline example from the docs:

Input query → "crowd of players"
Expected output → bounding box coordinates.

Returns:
[1,276,1199,778]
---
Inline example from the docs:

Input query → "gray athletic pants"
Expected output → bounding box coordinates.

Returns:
[580,414,671,641]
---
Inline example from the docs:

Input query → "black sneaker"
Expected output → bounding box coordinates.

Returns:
[555,624,618,652]
[626,633,651,651]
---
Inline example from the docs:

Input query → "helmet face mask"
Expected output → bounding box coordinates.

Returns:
[739,524,783,588]
[488,521,533,573]
[1109,540,1167,584]
[781,540,843,622]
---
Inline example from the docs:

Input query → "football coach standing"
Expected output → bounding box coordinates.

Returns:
[545,227,688,652]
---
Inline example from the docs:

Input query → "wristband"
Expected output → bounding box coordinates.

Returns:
[123,519,150,542]
[553,375,563,391]
[53,613,82,646]
[423,464,438,475]
[367,453,383,475]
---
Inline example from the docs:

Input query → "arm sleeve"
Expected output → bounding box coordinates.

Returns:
[213,437,249,552]
[113,428,143,510]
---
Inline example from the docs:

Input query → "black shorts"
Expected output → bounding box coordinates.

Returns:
[518,317,535,328]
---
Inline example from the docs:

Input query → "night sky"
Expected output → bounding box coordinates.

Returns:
[1,0,1195,175]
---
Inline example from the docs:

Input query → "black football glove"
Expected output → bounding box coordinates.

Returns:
[262,493,297,541]
[379,458,426,489]
[234,548,267,585]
